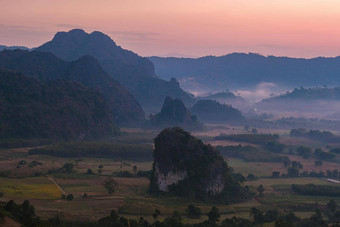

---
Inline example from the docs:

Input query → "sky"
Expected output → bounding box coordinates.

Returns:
[2,0,340,58]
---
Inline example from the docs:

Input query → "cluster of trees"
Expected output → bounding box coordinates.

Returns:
[28,142,153,161]
[272,167,339,179]
[291,145,337,161]
[1,200,339,227]
[216,145,289,163]
[290,128,340,143]
[214,133,279,145]
[292,184,340,197]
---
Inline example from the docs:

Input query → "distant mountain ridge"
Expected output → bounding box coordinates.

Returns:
[0,45,29,51]
[0,69,116,139]
[0,49,145,125]
[150,53,340,93]
[36,29,194,113]
[262,87,340,101]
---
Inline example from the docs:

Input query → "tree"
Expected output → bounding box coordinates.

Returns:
[152,209,161,220]
[87,168,94,174]
[327,200,337,213]
[315,160,323,167]
[133,165,138,175]
[186,204,202,218]
[272,171,280,178]
[207,206,220,223]
[103,177,118,194]
[250,207,264,224]
[257,185,264,196]
[297,146,312,159]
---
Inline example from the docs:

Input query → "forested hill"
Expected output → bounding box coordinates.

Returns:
[150,53,340,92]
[262,87,340,101]
[0,49,145,126]
[36,29,194,113]
[0,70,116,139]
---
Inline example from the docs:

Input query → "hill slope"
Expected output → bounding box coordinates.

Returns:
[36,29,194,113]
[0,70,116,139]
[0,49,144,125]
[190,100,245,124]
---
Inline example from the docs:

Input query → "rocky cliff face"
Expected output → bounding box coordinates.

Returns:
[150,127,229,199]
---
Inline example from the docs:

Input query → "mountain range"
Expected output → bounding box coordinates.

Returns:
[0,45,29,51]
[36,29,194,113]
[0,49,144,126]
[150,53,340,95]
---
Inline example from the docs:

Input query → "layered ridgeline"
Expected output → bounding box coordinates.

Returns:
[0,49,144,125]
[36,29,194,113]
[0,45,29,51]
[150,127,250,203]
[0,70,116,139]
[190,100,246,124]
[150,53,340,93]
[147,97,203,130]
[255,87,340,119]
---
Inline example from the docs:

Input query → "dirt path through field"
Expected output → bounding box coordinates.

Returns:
[47,176,66,195]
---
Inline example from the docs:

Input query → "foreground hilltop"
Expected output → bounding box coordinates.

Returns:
[0,49,144,126]
[150,127,250,203]
[37,29,194,113]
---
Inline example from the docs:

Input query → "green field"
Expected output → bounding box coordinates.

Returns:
[0,177,62,199]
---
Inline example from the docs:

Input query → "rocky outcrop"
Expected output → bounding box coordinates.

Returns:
[148,97,203,130]
[150,127,230,199]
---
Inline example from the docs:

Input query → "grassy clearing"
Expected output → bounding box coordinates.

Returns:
[0,177,62,199]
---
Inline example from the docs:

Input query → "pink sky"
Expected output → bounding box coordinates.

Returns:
[1,0,340,58]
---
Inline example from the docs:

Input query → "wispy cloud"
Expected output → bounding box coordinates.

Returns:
[235,82,283,103]
[109,30,160,41]
[0,24,53,47]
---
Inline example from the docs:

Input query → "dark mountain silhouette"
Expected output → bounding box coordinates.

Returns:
[0,45,29,51]
[0,69,116,139]
[190,100,245,124]
[150,53,340,92]
[36,29,194,113]
[148,97,203,130]
[0,49,144,125]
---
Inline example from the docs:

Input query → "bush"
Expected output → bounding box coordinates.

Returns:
[66,194,74,201]
[186,205,202,218]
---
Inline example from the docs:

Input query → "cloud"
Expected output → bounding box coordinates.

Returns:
[56,24,94,30]
[235,82,282,103]
[109,30,160,41]
[0,24,54,47]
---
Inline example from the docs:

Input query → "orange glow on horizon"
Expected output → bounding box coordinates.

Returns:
[1,0,340,58]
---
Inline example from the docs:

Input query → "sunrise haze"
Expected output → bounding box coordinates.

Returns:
[1,0,340,57]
